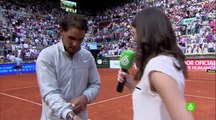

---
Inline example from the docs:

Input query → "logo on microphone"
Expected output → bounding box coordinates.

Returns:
[121,55,129,66]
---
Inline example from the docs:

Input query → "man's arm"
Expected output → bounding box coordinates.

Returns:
[82,55,101,103]
[70,54,101,114]
[36,51,72,119]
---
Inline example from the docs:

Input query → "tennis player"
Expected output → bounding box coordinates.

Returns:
[13,55,23,74]
[36,13,101,120]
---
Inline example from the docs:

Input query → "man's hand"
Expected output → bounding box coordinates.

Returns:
[71,95,88,114]
[74,115,82,120]
[66,112,82,120]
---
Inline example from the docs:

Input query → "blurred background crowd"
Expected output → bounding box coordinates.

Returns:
[0,0,215,64]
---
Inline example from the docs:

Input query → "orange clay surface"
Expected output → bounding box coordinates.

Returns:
[0,69,215,120]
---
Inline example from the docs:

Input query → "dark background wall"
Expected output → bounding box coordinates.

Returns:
[5,0,140,15]
[74,0,139,15]
[25,0,140,16]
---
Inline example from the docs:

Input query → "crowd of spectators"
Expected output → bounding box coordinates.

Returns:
[0,0,215,63]
[92,0,216,57]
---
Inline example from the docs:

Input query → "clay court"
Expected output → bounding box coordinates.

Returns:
[0,69,215,120]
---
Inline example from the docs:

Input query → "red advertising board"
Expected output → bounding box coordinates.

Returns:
[185,59,216,70]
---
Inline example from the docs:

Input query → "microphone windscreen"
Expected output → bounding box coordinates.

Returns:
[119,50,135,70]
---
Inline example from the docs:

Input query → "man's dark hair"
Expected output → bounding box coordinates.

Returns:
[59,13,88,32]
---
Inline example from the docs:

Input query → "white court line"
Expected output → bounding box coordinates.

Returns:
[2,79,214,92]
[0,92,131,107]
[0,85,37,92]
[0,92,215,108]
[186,80,215,83]
[0,92,42,106]
[88,94,216,107]
[88,94,132,106]
[185,94,215,100]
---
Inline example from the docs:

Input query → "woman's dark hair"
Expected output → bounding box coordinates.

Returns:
[131,7,187,80]
[59,13,88,32]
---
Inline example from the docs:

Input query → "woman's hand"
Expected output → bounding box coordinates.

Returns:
[117,69,136,92]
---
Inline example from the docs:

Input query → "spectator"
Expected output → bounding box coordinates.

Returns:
[0,56,5,64]
[202,44,209,54]
[208,40,215,52]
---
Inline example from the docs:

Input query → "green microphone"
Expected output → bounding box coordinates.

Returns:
[117,50,135,93]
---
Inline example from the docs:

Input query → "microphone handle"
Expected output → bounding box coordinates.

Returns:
[117,68,128,93]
